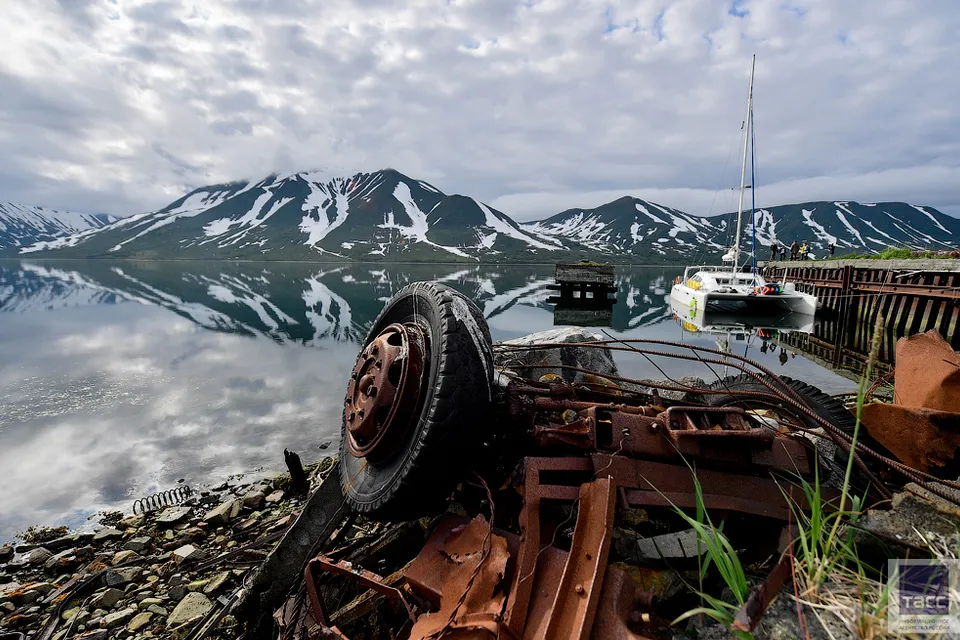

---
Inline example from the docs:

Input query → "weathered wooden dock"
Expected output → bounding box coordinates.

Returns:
[548,263,617,328]
[764,259,960,376]
[546,263,617,302]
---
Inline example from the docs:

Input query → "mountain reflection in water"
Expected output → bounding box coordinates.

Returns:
[0,260,856,540]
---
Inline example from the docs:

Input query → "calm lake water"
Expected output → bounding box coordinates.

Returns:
[0,260,858,541]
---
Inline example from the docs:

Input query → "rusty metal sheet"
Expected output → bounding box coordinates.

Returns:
[861,404,960,474]
[521,547,651,640]
[409,515,511,640]
[504,457,594,636]
[406,516,521,608]
[536,478,616,640]
[892,329,960,412]
[407,519,651,640]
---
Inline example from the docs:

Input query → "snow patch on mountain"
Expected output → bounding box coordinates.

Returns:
[474,200,558,251]
[525,212,613,252]
[882,211,938,245]
[752,209,778,246]
[801,209,838,246]
[300,181,349,247]
[911,205,951,234]
[834,203,868,246]
[380,183,471,259]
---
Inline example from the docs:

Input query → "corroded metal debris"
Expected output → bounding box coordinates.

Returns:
[250,323,960,640]
[861,329,960,476]
[238,328,956,640]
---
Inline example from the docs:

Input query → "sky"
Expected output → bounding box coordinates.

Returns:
[1,0,959,221]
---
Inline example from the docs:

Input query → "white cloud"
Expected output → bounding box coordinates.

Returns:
[1,0,958,218]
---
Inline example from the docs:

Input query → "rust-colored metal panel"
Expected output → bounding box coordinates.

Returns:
[892,329,960,412]
[406,516,521,608]
[590,454,820,521]
[408,516,511,640]
[860,404,960,474]
[536,478,616,640]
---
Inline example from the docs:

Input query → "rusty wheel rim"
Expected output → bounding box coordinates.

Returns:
[344,323,428,463]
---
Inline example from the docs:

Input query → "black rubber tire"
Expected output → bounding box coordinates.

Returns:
[339,282,494,521]
[705,374,858,435]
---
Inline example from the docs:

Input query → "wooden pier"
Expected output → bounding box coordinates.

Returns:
[764,259,960,377]
[548,263,617,327]
[546,263,617,302]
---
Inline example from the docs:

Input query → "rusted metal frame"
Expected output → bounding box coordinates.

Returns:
[608,410,810,474]
[590,454,824,521]
[304,561,331,627]
[917,275,940,333]
[534,398,663,415]
[502,339,959,497]
[303,555,416,624]
[849,280,960,300]
[538,478,617,640]
[731,551,794,632]
[504,457,594,636]
[639,385,895,496]
[532,404,811,474]
[659,406,757,438]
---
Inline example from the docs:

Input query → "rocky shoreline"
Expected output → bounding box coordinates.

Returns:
[0,457,335,639]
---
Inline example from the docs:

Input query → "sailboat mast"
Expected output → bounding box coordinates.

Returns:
[732,54,756,274]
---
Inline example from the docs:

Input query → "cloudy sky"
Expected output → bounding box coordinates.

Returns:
[2,0,959,220]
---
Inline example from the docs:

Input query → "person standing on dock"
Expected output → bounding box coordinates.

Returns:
[790,240,799,260]
[769,242,779,261]
[828,243,835,257]
[780,245,787,260]
[800,241,808,260]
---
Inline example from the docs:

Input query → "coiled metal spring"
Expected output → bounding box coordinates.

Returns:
[132,485,193,515]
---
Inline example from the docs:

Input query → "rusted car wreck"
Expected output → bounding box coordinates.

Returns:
[207,284,960,638]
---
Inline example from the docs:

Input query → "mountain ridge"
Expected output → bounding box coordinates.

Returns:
[0,203,118,251]
[4,169,958,262]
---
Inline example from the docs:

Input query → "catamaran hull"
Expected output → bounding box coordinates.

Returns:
[670,285,817,317]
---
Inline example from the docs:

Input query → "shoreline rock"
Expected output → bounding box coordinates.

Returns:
[0,457,335,639]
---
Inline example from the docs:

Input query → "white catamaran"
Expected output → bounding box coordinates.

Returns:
[670,55,817,317]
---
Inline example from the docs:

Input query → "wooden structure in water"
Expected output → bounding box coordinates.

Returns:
[548,263,617,327]
[764,259,960,378]
[548,263,617,301]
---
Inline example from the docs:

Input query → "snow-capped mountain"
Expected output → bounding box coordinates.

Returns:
[525,198,960,260]
[10,169,959,262]
[524,196,727,259]
[0,203,117,252]
[743,201,960,255]
[20,170,562,262]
